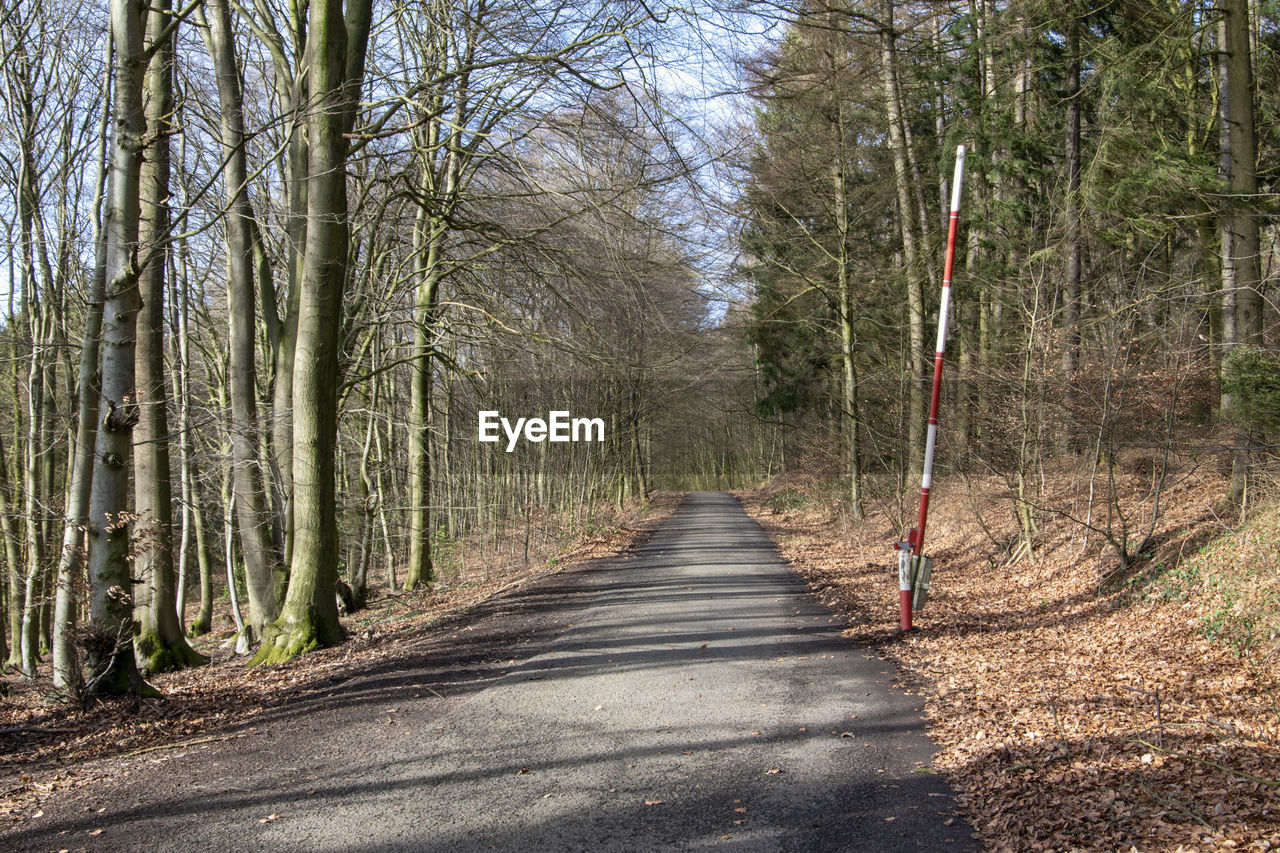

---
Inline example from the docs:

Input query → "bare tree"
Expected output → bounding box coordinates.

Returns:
[85,0,149,695]
[132,0,203,674]
[197,0,286,642]
[254,0,373,663]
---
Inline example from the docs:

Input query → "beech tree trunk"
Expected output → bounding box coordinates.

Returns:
[85,0,149,695]
[133,0,203,674]
[255,0,372,664]
[201,0,285,641]
[0,433,22,669]
[52,38,112,689]
[404,205,444,592]
[8,28,58,678]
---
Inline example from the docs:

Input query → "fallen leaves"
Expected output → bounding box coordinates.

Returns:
[742,469,1280,852]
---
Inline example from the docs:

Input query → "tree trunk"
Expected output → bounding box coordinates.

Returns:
[255,0,372,665]
[1220,0,1262,501]
[353,352,379,609]
[133,0,203,675]
[881,0,925,481]
[831,104,864,520]
[201,0,285,641]
[0,432,23,669]
[373,386,397,594]
[14,48,52,677]
[1224,0,1261,346]
[186,453,216,637]
[169,154,191,630]
[85,0,149,696]
[404,205,443,592]
[268,4,310,571]
[1062,15,1082,385]
[1060,13,1082,457]
[20,304,48,678]
[52,38,113,689]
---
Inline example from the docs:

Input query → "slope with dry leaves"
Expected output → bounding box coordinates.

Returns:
[740,466,1280,852]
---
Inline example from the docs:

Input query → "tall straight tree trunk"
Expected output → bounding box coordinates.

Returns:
[830,102,864,520]
[13,51,53,676]
[86,0,149,695]
[232,0,307,572]
[271,262,299,567]
[373,387,397,594]
[6,30,46,677]
[133,0,202,675]
[52,40,112,688]
[1223,0,1261,345]
[270,51,308,570]
[1218,11,1236,368]
[0,432,22,668]
[404,70,460,591]
[172,323,191,630]
[37,329,56,654]
[1062,15,1082,385]
[881,0,925,480]
[978,0,1004,356]
[1220,0,1262,501]
[255,0,372,664]
[187,439,216,636]
[201,0,284,641]
[354,375,378,609]
[168,145,191,630]
[1060,13,1082,458]
[20,299,49,678]
[404,206,444,592]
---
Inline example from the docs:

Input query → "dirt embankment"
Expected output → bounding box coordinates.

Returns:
[740,467,1280,853]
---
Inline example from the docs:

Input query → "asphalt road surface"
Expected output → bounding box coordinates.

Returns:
[14,492,975,852]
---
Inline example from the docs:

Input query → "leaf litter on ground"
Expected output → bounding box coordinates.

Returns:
[740,466,1280,853]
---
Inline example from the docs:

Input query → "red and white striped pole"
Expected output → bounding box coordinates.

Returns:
[900,144,966,632]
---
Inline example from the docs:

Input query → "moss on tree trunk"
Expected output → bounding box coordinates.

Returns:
[135,629,207,675]
[252,604,344,666]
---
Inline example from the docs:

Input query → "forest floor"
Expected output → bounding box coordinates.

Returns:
[0,492,685,830]
[740,460,1280,853]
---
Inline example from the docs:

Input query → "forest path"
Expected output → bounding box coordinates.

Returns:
[15,492,973,852]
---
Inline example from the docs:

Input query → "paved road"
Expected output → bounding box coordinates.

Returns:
[14,492,974,852]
